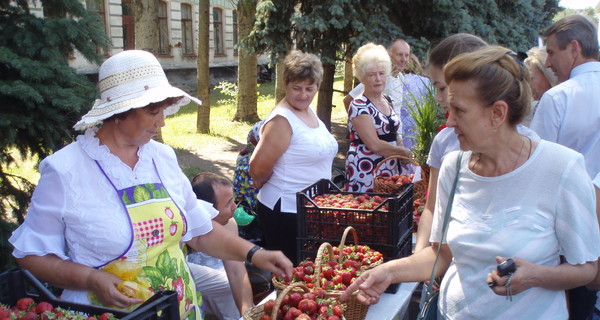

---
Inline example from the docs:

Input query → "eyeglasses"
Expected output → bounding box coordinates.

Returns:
[507,51,527,80]
[507,51,528,63]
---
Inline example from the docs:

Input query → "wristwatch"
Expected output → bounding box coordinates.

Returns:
[246,245,263,265]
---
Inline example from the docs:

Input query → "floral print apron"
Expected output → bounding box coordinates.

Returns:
[95,160,202,320]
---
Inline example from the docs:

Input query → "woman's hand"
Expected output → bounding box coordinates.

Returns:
[87,269,143,308]
[250,249,294,280]
[487,256,534,297]
[339,265,392,305]
[16,255,141,309]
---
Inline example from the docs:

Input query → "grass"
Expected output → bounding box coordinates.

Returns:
[6,77,349,184]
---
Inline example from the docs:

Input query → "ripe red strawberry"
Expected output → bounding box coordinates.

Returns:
[169,221,178,236]
[295,314,311,320]
[21,311,37,320]
[0,310,10,319]
[327,316,341,320]
[259,315,270,320]
[333,304,344,316]
[172,278,184,301]
[288,293,302,308]
[16,298,34,311]
[297,299,318,315]
[98,313,112,320]
[313,287,326,299]
[263,299,276,314]
[284,307,301,320]
[35,302,53,315]
[164,207,174,219]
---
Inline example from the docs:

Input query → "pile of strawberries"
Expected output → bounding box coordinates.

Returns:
[375,173,413,186]
[275,245,383,291]
[308,194,387,211]
[256,287,344,320]
[412,197,426,233]
[0,298,117,320]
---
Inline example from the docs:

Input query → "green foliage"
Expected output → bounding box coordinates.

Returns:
[0,1,111,224]
[0,219,19,272]
[214,81,272,106]
[389,0,560,56]
[407,85,446,166]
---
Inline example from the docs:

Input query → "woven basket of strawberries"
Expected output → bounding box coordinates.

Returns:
[242,283,347,320]
[273,243,370,320]
[336,226,383,271]
[373,155,418,195]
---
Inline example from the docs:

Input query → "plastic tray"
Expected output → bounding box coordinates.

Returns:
[0,269,180,320]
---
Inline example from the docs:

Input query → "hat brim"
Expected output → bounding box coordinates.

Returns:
[73,85,201,131]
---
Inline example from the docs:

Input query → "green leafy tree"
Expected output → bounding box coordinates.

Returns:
[245,0,402,129]
[389,0,560,57]
[245,0,559,128]
[0,0,110,271]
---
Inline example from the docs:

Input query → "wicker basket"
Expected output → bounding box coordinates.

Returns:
[337,226,383,270]
[374,155,427,200]
[314,243,369,320]
[242,283,311,320]
[272,243,369,320]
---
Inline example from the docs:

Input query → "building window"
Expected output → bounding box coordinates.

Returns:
[232,10,238,55]
[213,7,224,56]
[122,0,135,50]
[181,3,194,55]
[158,1,169,55]
[86,0,106,31]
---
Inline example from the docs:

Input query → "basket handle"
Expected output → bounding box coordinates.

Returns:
[373,155,420,176]
[271,283,310,319]
[337,227,359,263]
[312,242,335,287]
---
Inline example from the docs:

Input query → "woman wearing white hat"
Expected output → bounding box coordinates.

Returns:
[9,50,293,320]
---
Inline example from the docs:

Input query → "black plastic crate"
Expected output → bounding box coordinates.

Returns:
[0,269,180,320]
[296,179,413,257]
[296,179,414,293]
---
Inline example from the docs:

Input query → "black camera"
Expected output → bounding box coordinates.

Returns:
[488,258,516,287]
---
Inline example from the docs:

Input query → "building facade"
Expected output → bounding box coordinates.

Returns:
[29,0,264,88]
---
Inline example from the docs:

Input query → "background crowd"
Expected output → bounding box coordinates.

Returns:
[8,13,600,320]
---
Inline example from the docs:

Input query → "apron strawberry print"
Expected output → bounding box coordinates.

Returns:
[95,160,203,320]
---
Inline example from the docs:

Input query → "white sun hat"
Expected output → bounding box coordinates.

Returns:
[74,50,201,130]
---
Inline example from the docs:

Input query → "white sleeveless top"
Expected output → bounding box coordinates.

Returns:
[258,106,338,213]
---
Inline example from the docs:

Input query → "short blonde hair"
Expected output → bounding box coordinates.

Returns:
[524,47,558,88]
[352,43,392,81]
[283,50,324,86]
[444,46,532,126]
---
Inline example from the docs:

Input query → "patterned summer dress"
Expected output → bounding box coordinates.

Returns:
[345,95,401,192]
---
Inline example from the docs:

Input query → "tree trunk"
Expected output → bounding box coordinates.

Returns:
[274,58,286,103]
[133,0,164,141]
[343,53,353,95]
[133,0,159,53]
[196,0,210,133]
[317,61,334,131]
[233,0,259,123]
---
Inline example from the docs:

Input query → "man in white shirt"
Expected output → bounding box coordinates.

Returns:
[530,14,600,320]
[344,38,431,151]
[531,14,600,180]
[187,172,254,320]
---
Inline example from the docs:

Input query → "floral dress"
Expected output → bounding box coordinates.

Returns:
[345,95,401,192]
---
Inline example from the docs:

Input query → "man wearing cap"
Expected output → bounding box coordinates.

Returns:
[187,172,254,320]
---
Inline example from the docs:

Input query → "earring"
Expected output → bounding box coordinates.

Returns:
[115,119,120,124]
